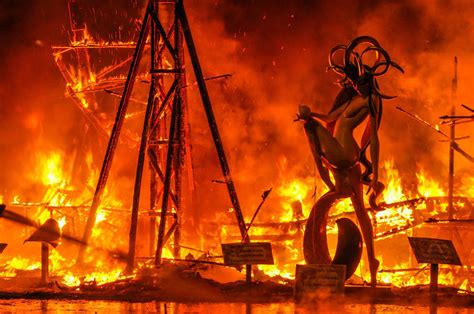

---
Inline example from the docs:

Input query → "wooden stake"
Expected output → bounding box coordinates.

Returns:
[448,56,457,219]
[41,242,49,286]
[177,0,252,284]
[430,263,438,302]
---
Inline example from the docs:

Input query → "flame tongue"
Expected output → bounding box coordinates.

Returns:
[1,142,470,290]
[250,159,471,289]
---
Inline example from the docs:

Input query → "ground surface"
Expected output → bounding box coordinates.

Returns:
[0,264,472,310]
[0,278,472,309]
[0,299,472,313]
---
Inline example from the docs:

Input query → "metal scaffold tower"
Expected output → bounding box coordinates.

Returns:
[74,0,250,276]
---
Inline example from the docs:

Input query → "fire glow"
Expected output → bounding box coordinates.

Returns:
[0,0,473,297]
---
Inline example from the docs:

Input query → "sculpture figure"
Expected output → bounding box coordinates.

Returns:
[297,36,403,287]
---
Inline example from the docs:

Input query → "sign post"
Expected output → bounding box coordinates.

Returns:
[430,263,438,300]
[41,242,49,286]
[221,242,274,284]
[408,237,462,302]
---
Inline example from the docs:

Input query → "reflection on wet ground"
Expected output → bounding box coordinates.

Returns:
[0,300,471,313]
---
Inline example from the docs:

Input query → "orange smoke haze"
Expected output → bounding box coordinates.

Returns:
[185,0,474,218]
[0,0,472,286]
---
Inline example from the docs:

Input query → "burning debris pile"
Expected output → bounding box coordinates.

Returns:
[0,0,473,303]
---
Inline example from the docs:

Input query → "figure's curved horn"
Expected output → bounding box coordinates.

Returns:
[353,52,364,77]
[328,44,347,75]
[361,47,404,77]
[372,77,397,99]
[328,65,346,76]
[390,61,404,73]
[344,36,380,70]
[336,74,348,85]
[362,46,391,76]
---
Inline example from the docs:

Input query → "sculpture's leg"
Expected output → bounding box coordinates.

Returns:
[369,181,385,211]
[349,167,379,287]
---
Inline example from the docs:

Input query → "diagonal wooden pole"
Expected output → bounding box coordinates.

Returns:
[448,56,457,220]
[155,97,180,266]
[76,4,152,264]
[173,2,186,259]
[176,0,251,283]
[126,64,157,273]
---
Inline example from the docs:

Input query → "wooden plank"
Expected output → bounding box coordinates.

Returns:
[408,237,462,266]
[221,243,273,266]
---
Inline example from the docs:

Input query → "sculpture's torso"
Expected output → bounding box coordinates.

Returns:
[323,93,379,168]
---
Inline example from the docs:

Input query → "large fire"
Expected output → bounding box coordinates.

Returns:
[215,157,473,290]
[1,117,472,290]
[0,0,472,297]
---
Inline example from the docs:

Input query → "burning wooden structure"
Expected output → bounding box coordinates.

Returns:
[0,0,472,304]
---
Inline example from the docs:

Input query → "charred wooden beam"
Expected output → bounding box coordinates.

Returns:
[448,57,458,220]
[77,5,152,265]
[148,149,179,208]
[172,6,186,259]
[148,14,160,258]
[176,0,247,242]
[0,205,128,262]
[163,219,178,248]
[177,0,251,282]
[157,23,175,60]
[149,9,176,59]
[150,69,180,74]
[149,79,178,134]
[127,59,159,272]
[155,97,180,266]
[243,188,272,241]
